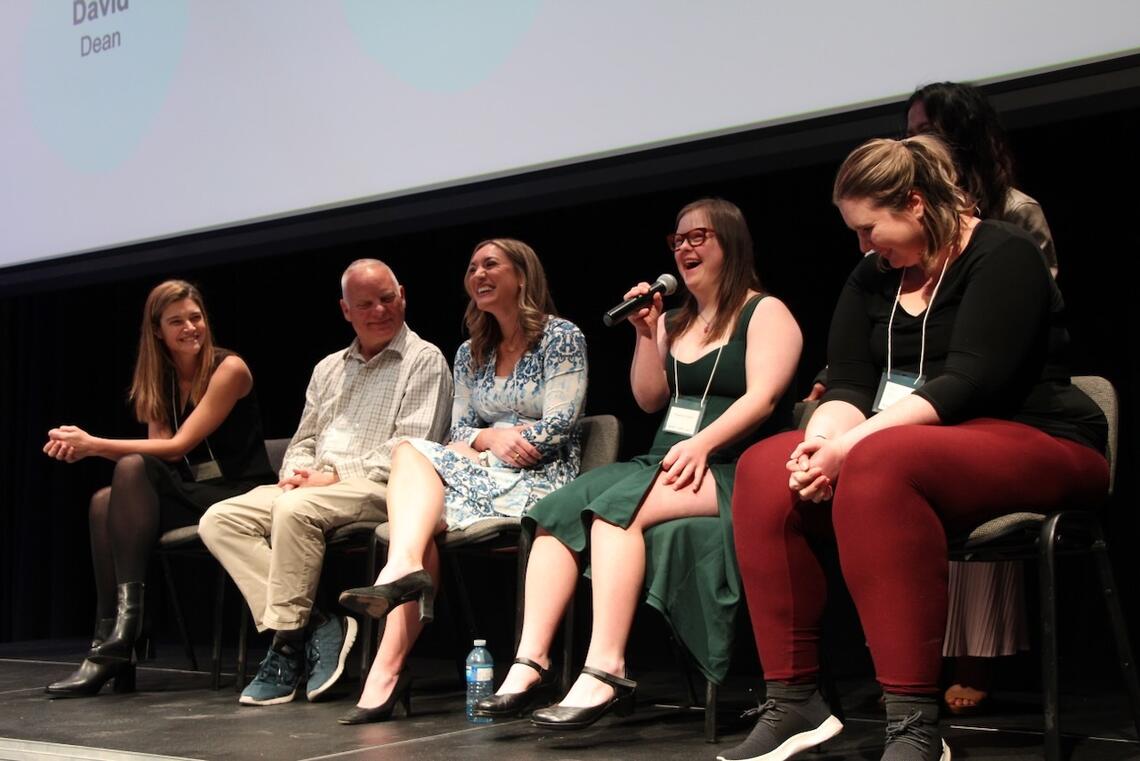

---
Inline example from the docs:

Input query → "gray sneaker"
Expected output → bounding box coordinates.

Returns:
[882,709,951,761]
[305,614,357,701]
[716,689,843,761]
[240,645,304,706]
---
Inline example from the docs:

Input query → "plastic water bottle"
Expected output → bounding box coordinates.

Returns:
[465,638,494,723]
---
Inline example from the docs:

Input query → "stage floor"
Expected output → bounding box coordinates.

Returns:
[0,640,1136,761]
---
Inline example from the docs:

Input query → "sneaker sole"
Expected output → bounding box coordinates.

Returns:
[239,686,299,706]
[307,616,358,701]
[717,715,843,761]
[940,738,952,760]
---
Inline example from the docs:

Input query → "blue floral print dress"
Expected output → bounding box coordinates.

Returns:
[406,317,588,529]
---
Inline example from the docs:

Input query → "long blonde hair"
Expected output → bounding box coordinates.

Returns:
[463,239,558,367]
[129,280,218,426]
[833,135,973,272]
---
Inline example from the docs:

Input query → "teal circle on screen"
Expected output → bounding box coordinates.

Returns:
[340,0,543,93]
[23,1,189,174]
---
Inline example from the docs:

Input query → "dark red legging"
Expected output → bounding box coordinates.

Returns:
[732,419,1108,695]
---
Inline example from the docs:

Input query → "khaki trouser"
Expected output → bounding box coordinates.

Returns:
[199,478,387,632]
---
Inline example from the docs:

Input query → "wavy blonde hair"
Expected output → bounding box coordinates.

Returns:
[833,135,973,272]
[464,239,558,366]
[129,280,218,426]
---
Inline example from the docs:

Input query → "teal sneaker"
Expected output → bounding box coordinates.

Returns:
[239,644,304,706]
[306,614,357,701]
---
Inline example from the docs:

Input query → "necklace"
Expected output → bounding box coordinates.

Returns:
[697,310,715,334]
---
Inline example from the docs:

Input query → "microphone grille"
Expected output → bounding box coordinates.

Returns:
[656,273,679,295]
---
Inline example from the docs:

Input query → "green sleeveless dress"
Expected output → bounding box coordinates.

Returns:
[524,294,793,683]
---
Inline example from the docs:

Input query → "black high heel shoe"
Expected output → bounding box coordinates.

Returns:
[89,582,144,664]
[473,657,555,717]
[46,617,137,698]
[337,672,413,725]
[530,667,637,730]
[339,570,434,623]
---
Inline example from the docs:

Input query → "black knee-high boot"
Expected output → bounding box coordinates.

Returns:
[89,582,144,664]
[45,617,136,698]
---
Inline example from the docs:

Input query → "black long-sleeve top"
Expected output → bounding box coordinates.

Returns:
[821,220,1106,453]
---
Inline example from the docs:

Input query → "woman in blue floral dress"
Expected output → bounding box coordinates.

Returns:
[337,238,587,723]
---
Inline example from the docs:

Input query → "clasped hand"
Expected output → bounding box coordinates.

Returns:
[278,468,339,491]
[43,425,95,463]
[660,436,712,492]
[786,436,844,503]
[478,425,540,469]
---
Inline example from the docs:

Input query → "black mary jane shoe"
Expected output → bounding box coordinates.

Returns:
[338,672,413,725]
[339,570,435,623]
[473,657,555,718]
[530,667,637,730]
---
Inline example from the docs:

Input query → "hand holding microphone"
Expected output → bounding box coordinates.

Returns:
[603,273,678,328]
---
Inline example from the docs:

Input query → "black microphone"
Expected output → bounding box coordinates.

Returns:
[603,274,678,327]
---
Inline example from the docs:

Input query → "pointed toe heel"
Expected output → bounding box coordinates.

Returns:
[338,672,413,725]
[339,571,434,622]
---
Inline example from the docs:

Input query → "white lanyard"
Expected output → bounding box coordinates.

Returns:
[171,376,218,468]
[886,252,951,379]
[673,343,724,406]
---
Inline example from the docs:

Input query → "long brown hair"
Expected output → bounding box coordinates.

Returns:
[129,280,218,426]
[833,135,973,272]
[665,198,763,344]
[463,239,558,366]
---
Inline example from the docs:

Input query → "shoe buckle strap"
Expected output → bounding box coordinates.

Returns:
[580,666,637,691]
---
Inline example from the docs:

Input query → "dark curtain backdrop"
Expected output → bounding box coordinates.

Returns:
[2,105,1138,683]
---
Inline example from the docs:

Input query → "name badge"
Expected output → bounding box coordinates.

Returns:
[663,396,706,437]
[322,428,352,455]
[190,459,223,482]
[873,370,926,413]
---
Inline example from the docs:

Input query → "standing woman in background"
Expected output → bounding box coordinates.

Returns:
[907,81,1059,713]
[42,280,274,698]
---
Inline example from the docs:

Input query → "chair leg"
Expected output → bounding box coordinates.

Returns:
[514,529,533,653]
[210,565,225,689]
[705,680,719,743]
[668,633,700,707]
[561,593,575,694]
[161,553,198,672]
[236,608,250,692]
[1038,514,1063,761]
[1087,518,1140,742]
[359,532,379,687]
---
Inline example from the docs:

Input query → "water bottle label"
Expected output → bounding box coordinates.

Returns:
[469,666,493,682]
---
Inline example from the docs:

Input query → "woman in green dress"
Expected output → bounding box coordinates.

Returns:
[474,198,803,729]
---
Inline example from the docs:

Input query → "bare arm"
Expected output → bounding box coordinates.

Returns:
[630,304,671,413]
[45,356,252,463]
[660,297,803,491]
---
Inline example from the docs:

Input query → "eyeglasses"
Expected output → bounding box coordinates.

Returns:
[666,228,715,251]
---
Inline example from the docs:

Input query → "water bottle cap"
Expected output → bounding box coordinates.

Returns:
[473,639,486,646]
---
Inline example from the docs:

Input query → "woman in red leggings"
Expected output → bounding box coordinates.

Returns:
[722,135,1108,761]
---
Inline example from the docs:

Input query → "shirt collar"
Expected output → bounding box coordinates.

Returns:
[343,322,410,366]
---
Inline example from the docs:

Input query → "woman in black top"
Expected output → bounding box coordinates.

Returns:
[722,136,1107,761]
[42,280,274,698]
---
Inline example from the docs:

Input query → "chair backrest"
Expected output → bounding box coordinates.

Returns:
[1072,375,1118,496]
[265,438,291,474]
[578,414,622,474]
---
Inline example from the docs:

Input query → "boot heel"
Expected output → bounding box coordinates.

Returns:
[134,634,153,662]
[418,589,435,624]
[113,664,136,694]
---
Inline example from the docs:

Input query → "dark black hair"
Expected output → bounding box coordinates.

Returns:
[905,82,1015,219]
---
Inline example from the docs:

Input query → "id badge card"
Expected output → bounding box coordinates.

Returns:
[872,370,926,413]
[322,427,352,456]
[190,459,223,482]
[663,396,706,436]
